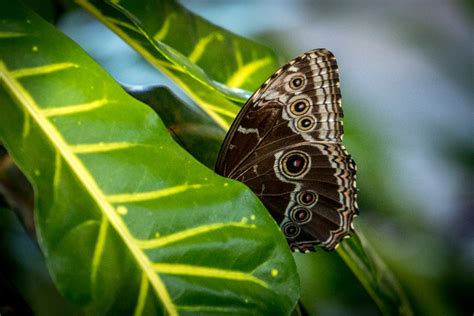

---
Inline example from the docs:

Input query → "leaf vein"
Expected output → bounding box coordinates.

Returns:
[152,263,269,289]
[176,305,253,313]
[41,98,109,117]
[70,142,139,154]
[188,32,224,63]
[107,183,206,203]
[11,63,79,78]
[91,216,108,289]
[133,272,149,316]
[226,57,272,88]
[153,13,175,41]
[136,221,257,249]
[53,150,61,197]
[22,111,30,138]
[0,31,26,38]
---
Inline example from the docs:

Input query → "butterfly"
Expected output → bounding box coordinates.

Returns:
[215,49,358,252]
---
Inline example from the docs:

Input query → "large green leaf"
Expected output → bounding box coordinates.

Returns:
[76,0,282,130]
[0,2,299,315]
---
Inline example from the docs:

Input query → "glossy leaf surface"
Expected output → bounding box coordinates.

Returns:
[0,2,299,315]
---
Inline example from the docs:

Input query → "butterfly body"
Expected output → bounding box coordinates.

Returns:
[216,49,358,252]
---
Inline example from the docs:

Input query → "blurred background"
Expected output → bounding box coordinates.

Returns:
[1,1,472,315]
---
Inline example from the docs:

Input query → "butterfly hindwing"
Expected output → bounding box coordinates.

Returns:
[215,49,358,251]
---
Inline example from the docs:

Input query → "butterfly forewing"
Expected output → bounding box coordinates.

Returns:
[216,49,358,252]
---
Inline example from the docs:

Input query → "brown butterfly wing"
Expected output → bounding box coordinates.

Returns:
[215,49,358,251]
